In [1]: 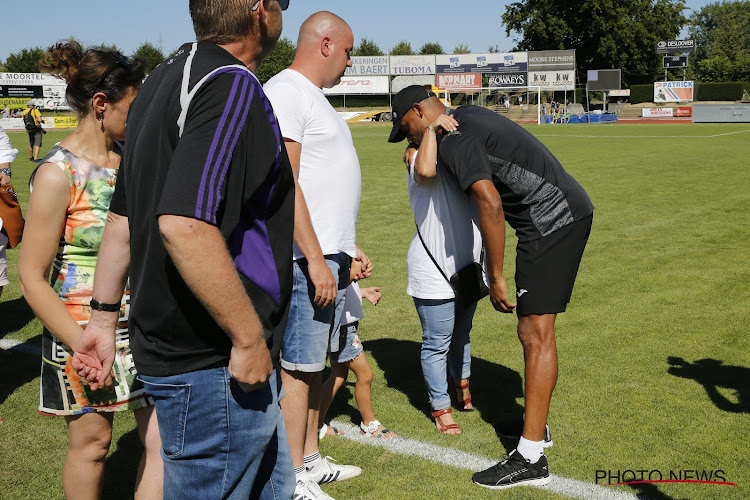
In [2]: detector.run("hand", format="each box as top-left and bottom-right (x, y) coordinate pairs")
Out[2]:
(229, 340), (273, 393)
(354, 245), (373, 280)
(349, 258), (362, 284)
(71, 323), (116, 390)
(361, 286), (381, 306)
(489, 276), (516, 313)
(429, 114), (459, 134)
(403, 145), (418, 167)
(0, 173), (10, 186)
(308, 257), (336, 308)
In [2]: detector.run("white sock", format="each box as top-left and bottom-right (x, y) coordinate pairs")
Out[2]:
(517, 436), (545, 464)
(294, 465), (306, 482)
(303, 451), (322, 473)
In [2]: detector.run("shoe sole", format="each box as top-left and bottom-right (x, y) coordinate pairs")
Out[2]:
(473, 475), (552, 489)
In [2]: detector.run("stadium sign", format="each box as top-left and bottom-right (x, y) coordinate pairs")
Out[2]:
(487, 72), (526, 88)
(344, 56), (389, 76)
(0, 72), (64, 86)
(642, 108), (674, 117)
(655, 39), (696, 54)
(654, 81), (694, 102)
(389, 55), (436, 75)
(0, 85), (44, 98)
(436, 73), (481, 90)
(323, 76), (389, 95)
(436, 52), (527, 74)
(527, 50), (576, 71)
(528, 70), (575, 91)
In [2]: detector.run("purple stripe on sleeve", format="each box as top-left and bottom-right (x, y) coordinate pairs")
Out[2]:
(195, 73), (243, 220)
(206, 75), (252, 222)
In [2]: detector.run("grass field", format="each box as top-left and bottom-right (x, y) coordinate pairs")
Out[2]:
(1, 123), (748, 499)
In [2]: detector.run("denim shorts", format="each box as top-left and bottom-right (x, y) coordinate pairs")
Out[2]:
(330, 321), (363, 364)
(139, 367), (294, 500)
(280, 252), (349, 373)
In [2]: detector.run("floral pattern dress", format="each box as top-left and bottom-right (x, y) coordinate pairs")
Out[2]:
(38, 145), (151, 415)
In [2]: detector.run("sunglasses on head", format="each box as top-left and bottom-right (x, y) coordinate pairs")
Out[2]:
(251, 0), (289, 11)
(92, 52), (132, 97)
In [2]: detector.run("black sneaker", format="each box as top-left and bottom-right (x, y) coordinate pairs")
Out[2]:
(472, 450), (551, 489)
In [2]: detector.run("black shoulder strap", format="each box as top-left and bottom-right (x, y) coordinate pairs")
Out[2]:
(415, 220), (452, 287)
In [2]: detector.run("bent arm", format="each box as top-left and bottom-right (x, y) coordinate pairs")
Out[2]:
(18, 163), (83, 348)
(285, 138), (336, 308)
(158, 215), (266, 350)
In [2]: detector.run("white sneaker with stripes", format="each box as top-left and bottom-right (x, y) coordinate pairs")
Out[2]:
(307, 455), (362, 484)
(293, 478), (334, 500)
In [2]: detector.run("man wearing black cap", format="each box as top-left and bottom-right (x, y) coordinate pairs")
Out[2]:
(388, 85), (593, 489)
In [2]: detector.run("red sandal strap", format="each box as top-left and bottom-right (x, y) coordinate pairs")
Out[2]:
(431, 408), (452, 418)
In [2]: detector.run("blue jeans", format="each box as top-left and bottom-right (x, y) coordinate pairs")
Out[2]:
(413, 298), (477, 411)
(139, 367), (293, 500)
(281, 252), (350, 372)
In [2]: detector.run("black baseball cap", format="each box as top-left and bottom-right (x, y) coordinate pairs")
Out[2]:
(388, 85), (436, 143)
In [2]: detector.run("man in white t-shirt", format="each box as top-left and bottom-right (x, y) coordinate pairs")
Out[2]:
(264, 11), (368, 500)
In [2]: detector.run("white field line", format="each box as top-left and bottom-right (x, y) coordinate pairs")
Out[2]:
(534, 129), (750, 139)
(0, 338), (40, 355)
(329, 421), (642, 500)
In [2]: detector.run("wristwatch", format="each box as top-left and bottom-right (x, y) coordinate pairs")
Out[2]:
(89, 298), (121, 312)
(0, 167), (11, 176)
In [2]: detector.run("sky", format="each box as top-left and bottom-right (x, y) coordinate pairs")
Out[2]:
(0, 0), (714, 64)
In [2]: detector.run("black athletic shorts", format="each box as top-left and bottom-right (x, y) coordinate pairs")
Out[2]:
(514, 214), (592, 316)
(28, 130), (42, 147)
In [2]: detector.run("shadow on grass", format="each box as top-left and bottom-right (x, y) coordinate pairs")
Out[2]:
(667, 356), (748, 413)
(0, 296), (36, 338)
(0, 333), (42, 405)
(627, 482), (681, 500)
(103, 428), (142, 499)
(364, 338), (524, 447)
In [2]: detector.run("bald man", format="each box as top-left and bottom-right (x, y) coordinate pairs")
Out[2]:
(264, 11), (366, 500)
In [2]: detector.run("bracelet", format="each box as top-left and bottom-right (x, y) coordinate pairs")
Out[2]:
(90, 298), (121, 312)
(0, 167), (11, 176)
(427, 125), (436, 133)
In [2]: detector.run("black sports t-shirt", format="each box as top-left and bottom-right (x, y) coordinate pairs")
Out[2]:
(438, 105), (594, 242)
(110, 42), (294, 377)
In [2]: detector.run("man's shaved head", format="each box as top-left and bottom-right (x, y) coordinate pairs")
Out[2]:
(297, 11), (350, 48)
(290, 11), (354, 89)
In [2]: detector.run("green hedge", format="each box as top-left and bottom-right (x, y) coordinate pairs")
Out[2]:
(628, 82), (750, 103)
(695, 82), (750, 101)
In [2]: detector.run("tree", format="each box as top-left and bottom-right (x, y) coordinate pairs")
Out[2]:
(419, 42), (445, 55)
(453, 43), (471, 54)
(5, 47), (45, 73)
(390, 40), (414, 55)
(501, 0), (687, 85)
(488, 44), (502, 53)
(255, 37), (296, 84)
(689, 1), (750, 81)
(133, 42), (165, 73)
(352, 38), (384, 56)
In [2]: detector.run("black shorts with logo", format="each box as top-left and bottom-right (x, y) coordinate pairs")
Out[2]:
(514, 214), (592, 316)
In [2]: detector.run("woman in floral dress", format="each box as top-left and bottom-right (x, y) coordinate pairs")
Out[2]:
(18, 41), (162, 499)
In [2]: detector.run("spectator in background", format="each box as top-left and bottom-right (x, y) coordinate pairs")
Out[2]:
(2, 105), (10, 119)
(71, 0), (296, 498)
(22, 102), (44, 161)
(265, 11), (367, 500)
(18, 41), (162, 499)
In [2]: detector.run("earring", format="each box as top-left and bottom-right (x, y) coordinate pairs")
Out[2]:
(99, 112), (104, 123)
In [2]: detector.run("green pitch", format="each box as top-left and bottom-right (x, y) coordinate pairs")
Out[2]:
(1, 123), (748, 499)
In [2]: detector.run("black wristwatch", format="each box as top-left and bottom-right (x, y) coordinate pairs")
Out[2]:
(90, 298), (121, 312)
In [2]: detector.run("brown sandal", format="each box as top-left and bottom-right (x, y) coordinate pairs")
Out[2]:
(454, 379), (474, 411)
(432, 408), (461, 435)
